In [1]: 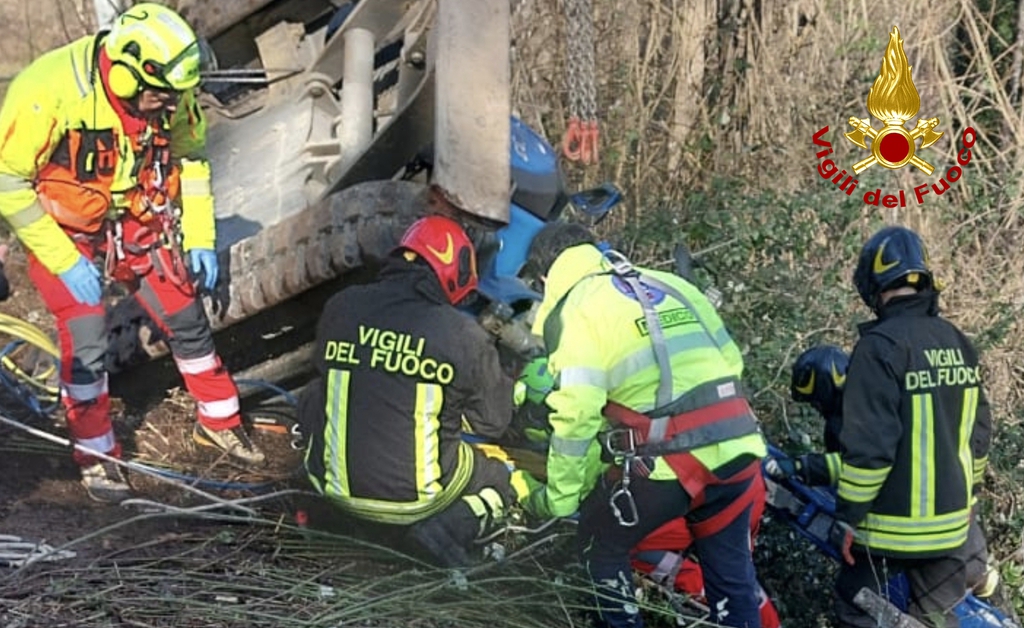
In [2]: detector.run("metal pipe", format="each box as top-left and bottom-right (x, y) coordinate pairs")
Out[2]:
(337, 28), (376, 169)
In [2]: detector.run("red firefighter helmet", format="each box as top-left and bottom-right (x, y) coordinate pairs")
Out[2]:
(397, 215), (478, 305)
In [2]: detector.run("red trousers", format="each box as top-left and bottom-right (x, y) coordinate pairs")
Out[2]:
(28, 214), (241, 466)
(630, 475), (781, 628)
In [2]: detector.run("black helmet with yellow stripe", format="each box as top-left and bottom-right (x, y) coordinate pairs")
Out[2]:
(791, 344), (849, 410)
(853, 225), (933, 309)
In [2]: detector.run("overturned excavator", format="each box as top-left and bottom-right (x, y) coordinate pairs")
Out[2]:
(107, 0), (550, 395)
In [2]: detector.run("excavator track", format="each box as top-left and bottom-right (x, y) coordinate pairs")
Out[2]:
(107, 180), (429, 387)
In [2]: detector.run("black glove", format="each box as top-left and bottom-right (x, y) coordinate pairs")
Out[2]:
(828, 520), (856, 566)
(407, 500), (481, 568)
(509, 401), (553, 447)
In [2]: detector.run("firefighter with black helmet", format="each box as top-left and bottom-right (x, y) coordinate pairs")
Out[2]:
(778, 343), (1007, 618)
(830, 225), (992, 628)
(765, 345), (850, 486)
(298, 214), (529, 567)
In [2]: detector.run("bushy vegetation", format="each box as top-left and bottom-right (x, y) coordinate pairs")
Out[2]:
(512, 0), (1024, 622)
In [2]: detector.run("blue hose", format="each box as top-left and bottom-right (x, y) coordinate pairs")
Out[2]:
(133, 462), (280, 493)
(235, 378), (299, 407)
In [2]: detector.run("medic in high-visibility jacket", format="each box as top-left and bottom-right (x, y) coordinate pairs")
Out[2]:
(0, 3), (264, 502)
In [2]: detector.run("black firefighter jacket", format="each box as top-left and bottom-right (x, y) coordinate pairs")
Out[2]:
(835, 290), (992, 558)
(299, 258), (513, 524)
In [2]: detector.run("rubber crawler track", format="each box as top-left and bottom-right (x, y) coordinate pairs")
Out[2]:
(105, 180), (430, 372)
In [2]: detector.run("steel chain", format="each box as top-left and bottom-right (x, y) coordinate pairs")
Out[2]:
(562, 0), (583, 119)
(561, 0), (599, 164)
(578, 0), (597, 123)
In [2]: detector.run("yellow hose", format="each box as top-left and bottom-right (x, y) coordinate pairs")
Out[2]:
(0, 312), (60, 398)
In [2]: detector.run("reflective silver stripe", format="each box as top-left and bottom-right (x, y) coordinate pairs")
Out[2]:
(559, 366), (607, 389)
(417, 383), (442, 499)
(175, 353), (219, 375)
(0, 173), (32, 193)
(607, 331), (722, 395)
(550, 434), (593, 457)
(180, 178), (212, 197)
(912, 393), (933, 518)
(77, 430), (116, 454)
(325, 369), (350, 497)
(61, 375), (108, 401)
(650, 551), (683, 583)
(198, 397), (240, 419)
(4, 199), (47, 229)
(859, 527), (968, 551)
(826, 453), (841, 484)
(837, 482), (878, 503)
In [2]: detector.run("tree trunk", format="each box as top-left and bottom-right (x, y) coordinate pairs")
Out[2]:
(668, 0), (713, 172)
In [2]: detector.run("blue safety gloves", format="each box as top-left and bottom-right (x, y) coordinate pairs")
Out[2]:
(189, 248), (219, 291)
(58, 255), (102, 306)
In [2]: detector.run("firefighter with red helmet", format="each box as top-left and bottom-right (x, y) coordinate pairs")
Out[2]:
(0, 3), (264, 502)
(298, 214), (530, 567)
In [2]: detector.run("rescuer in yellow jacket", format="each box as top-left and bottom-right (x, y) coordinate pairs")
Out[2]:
(830, 226), (992, 628)
(0, 3), (264, 503)
(520, 222), (767, 628)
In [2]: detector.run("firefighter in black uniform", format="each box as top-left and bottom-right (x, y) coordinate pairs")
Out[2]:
(773, 345), (1007, 616)
(298, 215), (527, 568)
(829, 225), (992, 628)
(765, 345), (850, 487)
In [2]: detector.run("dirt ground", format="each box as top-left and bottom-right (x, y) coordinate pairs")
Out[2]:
(0, 244), (312, 559)
(0, 247), (589, 628)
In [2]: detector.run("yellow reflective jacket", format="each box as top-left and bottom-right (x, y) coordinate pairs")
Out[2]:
(524, 245), (766, 518)
(0, 35), (215, 275)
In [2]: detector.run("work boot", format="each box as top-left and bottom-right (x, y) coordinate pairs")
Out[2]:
(408, 500), (481, 568)
(193, 422), (266, 466)
(80, 461), (132, 503)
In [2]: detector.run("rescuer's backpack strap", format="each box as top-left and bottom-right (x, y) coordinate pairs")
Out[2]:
(600, 249), (733, 444)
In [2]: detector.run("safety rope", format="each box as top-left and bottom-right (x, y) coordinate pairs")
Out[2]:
(0, 412), (260, 516)
(0, 312), (60, 415)
(561, 0), (599, 165)
(0, 308), (313, 527)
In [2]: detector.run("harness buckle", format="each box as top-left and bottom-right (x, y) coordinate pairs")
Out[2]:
(601, 249), (637, 277)
(599, 427), (637, 459)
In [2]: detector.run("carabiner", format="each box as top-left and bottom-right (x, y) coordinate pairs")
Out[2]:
(609, 483), (639, 527)
(599, 427), (636, 459)
(290, 423), (307, 450)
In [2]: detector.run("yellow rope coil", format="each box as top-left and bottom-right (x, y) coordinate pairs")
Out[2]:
(0, 312), (60, 398)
